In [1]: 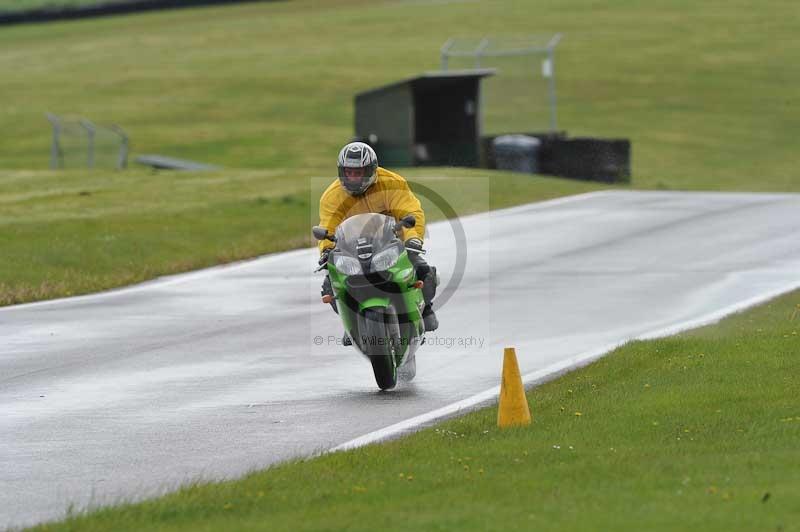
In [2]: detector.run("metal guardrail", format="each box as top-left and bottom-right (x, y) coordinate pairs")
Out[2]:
(46, 113), (129, 170)
(440, 34), (563, 132)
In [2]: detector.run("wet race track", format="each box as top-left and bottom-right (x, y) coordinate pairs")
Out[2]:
(2, 190), (800, 528)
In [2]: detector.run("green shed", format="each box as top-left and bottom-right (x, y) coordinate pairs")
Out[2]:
(354, 69), (495, 168)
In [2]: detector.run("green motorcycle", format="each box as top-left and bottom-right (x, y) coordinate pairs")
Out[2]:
(313, 213), (426, 390)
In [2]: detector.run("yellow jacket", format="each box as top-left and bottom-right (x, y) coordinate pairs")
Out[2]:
(318, 167), (425, 253)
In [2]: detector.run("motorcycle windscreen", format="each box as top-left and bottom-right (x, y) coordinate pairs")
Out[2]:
(334, 213), (398, 255)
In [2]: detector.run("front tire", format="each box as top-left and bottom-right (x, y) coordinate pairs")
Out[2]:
(362, 308), (400, 390)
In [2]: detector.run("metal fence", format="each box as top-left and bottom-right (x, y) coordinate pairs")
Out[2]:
(46, 113), (129, 170)
(440, 34), (562, 135)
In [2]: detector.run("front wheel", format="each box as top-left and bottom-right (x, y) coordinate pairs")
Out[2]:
(362, 307), (401, 390)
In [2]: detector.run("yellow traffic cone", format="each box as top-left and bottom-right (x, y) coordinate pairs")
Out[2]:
(497, 347), (532, 428)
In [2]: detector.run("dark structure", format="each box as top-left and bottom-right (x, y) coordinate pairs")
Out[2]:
(482, 133), (631, 183)
(0, 0), (279, 26)
(541, 137), (631, 183)
(354, 70), (494, 168)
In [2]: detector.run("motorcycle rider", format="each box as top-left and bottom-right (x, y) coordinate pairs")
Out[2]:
(318, 141), (439, 332)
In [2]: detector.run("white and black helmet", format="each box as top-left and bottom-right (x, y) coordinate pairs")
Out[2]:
(337, 142), (378, 195)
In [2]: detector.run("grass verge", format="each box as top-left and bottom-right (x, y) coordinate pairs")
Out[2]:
(28, 290), (800, 531)
(0, 168), (603, 306)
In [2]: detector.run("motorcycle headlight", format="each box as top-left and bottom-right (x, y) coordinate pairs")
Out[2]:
(370, 246), (400, 272)
(332, 254), (362, 275)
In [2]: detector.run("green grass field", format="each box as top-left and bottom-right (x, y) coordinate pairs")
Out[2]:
(0, 0), (797, 190)
(28, 290), (800, 531)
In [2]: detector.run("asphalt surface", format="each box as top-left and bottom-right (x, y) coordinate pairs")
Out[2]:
(2, 190), (800, 528)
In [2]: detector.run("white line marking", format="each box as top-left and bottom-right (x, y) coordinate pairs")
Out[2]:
(330, 279), (800, 452)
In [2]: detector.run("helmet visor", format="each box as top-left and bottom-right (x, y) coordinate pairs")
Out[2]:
(342, 166), (367, 185)
(338, 163), (376, 194)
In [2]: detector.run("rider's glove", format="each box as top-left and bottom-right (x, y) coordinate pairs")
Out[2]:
(405, 238), (424, 255)
(319, 248), (331, 266)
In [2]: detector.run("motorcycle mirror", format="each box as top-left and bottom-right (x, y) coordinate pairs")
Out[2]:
(400, 215), (416, 228)
(312, 226), (335, 242)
